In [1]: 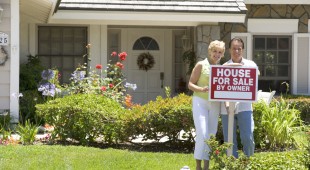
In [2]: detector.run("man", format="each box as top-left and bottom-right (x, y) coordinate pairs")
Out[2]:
(221, 37), (258, 157)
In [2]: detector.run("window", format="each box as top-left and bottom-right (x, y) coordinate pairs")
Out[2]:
(107, 29), (121, 64)
(173, 31), (187, 94)
(253, 36), (291, 93)
(133, 36), (159, 50)
(38, 26), (87, 83)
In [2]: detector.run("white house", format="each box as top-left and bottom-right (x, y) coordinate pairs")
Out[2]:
(0, 0), (310, 122)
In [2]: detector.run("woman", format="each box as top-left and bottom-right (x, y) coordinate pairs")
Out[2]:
(188, 40), (226, 170)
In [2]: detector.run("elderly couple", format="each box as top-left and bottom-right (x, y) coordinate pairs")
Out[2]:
(188, 38), (258, 170)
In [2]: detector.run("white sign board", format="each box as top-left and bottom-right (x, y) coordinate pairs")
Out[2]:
(0, 32), (9, 46)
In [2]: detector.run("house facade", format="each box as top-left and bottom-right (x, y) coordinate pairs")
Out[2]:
(1, 0), (310, 122)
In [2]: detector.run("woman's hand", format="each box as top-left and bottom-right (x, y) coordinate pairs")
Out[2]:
(200, 86), (209, 92)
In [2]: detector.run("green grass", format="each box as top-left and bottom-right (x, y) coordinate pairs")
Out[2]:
(0, 145), (308, 170)
(0, 145), (195, 170)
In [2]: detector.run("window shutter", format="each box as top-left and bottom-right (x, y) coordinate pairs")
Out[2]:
(231, 33), (252, 60)
(292, 33), (310, 95)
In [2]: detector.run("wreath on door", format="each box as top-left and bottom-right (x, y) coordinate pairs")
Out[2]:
(137, 52), (155, 71)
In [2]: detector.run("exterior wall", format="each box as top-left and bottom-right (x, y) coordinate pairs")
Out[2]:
(0, 0), (20, 122)
(196, 25), (221, 61)
(0, 1), (11, 112)
(221, 4), (310, 46)
(221, 4), (310, 95)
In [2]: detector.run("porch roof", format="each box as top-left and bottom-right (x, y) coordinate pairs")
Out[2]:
(55, 0), (247, 14)
(49, 0), (247, 26)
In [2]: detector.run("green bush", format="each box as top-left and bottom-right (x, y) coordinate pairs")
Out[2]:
(248, 150), (309, 170)
(35, 94), (125, 145)
(253, 101), (266, 149)
(19, 90), (45, 124)
(20, 55), (44, 91)
(122, 93), (193, 143)
(253, 98), (303, 150)
(288, 98), (310, 125)
(19, 55), (45, 124)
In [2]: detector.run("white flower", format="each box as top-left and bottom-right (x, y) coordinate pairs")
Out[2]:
(125, 82), (137, 91)
(11, 93), (23, 98)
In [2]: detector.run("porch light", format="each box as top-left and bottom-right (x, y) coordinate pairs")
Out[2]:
(0, 6), (3, 23)
(182, 31), (192, 51)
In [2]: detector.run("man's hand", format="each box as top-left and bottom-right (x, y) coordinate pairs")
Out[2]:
(223, 63), (243, 66)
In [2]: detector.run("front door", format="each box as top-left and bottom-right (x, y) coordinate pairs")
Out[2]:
(126, 29), (165, 105)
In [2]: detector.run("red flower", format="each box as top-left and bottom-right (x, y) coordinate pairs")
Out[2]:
(101, 86), (107, 91)
(109, 84), (114, 88)
(116, 62), (124, 69)
(111, 51), (117, 57)
(214, 150), (220, 155)
(96, 64), (102, 69)
(118, 52), (127, 61)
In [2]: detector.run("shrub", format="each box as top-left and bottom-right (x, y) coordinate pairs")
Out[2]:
(20, 55), (44, 91)
(121, 93), (193, 143)
(253, 101), (267, 149)
(258, 98), (303, 149)
(248, 150), (309, 169)
(19, 55), (45, 124)
(288, 98), (310, 125)
(19, 90), (45, 124)
(35, 94), (125, 145)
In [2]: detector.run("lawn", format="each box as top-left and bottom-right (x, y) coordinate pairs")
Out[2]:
(0, 145), (195, 170)
(0, 144), (308, 170)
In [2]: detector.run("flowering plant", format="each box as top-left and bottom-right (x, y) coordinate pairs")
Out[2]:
(66, 44), (136, 107)
(206, 135), (250, 169)
(37, 44), (136, 108)
(38, 69), (61, 98)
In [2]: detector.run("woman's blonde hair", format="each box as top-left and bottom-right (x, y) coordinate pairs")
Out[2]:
(208, 40), (225, 58)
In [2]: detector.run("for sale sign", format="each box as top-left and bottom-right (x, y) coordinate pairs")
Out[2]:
(209, 65), (258, 102)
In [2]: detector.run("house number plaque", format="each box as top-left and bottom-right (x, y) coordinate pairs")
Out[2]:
(0, 32), (9, 46)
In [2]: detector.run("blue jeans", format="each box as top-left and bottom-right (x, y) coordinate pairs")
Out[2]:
(221, 111), (255, 157)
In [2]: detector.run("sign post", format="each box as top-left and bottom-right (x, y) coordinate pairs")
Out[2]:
(209, 65), (258, 156)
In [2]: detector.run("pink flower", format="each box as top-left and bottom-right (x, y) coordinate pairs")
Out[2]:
(96, 64), (102, 69)
(116, 62), (124, 69)
(214, 150), (220, 155)
(118, 52), (127, 61)
(101, 86), (107, 91)
(109, 84), (114, 88)
(111, 51), (117, 57)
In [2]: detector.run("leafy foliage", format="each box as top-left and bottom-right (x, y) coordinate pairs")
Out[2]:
(35, 94), (125, 145)
(19, 55), (45, 91)
(19, 55), (45, 124)
(253, 98), (303, 150)
(122, 93), (193, 143)
(182, 49), (196, 75)
(248, 150), (309, 170)
(19, 90), (45, 124)
(16, 120), (38, 145)
(63, 49), (131, 105)
(206, 135), (250, 170)
(288, 97), (310, 125)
